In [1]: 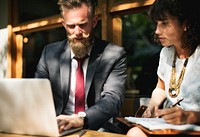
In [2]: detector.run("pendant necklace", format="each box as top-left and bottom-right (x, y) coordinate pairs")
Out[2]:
(168, 52), (188, 98)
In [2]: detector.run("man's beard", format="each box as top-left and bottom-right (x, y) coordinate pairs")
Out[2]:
(68, 34), (93, 59)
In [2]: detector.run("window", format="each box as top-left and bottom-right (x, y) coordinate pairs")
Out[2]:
(22, 27), (66, 78)
(18, 0), (59, 24)
(122, 12), (162, 96)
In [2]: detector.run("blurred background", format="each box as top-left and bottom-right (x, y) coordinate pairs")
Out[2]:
(0, 0), (160, 116)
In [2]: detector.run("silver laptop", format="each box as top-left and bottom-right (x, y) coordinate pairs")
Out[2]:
(0, 78), (82, 136)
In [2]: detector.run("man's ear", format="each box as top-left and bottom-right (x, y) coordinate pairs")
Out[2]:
(92, 15), (99, 28)
(61, 18), (66, 29)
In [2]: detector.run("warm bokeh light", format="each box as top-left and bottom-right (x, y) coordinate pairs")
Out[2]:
(23, 37), (28, 43)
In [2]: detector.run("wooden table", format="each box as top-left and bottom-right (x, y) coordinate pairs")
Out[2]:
(116, 117), (200, 137)
(0, 130), (128, 137)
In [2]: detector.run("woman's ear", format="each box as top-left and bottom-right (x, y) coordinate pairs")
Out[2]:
(183, 21), (188, 31)
(92, 15), (99, 28)
(184, 27), (187, 31)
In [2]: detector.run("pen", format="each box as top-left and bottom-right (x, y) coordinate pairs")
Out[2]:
(170, 98), (184, 108)
(77, 130), (86, 137)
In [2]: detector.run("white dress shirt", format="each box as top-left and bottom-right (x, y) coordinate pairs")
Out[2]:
(66, 50), (90, 114)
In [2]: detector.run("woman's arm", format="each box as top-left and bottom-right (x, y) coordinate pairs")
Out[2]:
(143, 77), (166, 117)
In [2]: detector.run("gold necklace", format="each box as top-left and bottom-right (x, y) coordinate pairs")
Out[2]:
(168, 52), (188, 98)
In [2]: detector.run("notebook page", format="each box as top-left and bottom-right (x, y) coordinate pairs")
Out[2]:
(125, 117), (200, 131)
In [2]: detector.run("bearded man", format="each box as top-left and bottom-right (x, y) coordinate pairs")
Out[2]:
(35, 0), (127, 132)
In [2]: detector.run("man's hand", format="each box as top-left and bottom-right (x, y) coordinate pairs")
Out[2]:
(56, 114), (84, 132)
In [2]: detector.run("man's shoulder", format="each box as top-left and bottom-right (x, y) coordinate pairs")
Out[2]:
(42, 39), (68, 56)
(94, 37), (125, 52)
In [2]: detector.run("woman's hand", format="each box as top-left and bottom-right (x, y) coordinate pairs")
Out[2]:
(156, 107), (186, 124)
(155, 107), (199, 125)
(142, 101), (159, 118)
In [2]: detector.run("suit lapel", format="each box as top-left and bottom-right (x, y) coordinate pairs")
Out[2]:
(60, 42), (71, 110)
(85, 37), (108, 97)
(85, 47), (100, 97)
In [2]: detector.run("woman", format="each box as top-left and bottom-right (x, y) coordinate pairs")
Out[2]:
(127, 0), (200, 136)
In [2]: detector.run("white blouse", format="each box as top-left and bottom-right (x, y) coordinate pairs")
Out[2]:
(157, 46), (200, 111)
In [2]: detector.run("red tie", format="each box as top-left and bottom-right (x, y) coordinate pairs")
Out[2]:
(75, 58), (85, 114)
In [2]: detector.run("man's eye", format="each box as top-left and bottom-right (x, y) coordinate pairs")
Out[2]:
(79, 23), (87, 28)
(67, 25), (75, 29)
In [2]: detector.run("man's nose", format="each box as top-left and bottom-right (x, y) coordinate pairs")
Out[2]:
(74, 26), (82, 35)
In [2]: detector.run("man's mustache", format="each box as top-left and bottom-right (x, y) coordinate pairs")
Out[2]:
(68, 33), (90, 39)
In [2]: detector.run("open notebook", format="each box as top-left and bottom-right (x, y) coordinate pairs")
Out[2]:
(125, 116), (200, 131)
(0, 78), (82, 136)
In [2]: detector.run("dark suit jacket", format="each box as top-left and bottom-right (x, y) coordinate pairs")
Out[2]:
(35, 37), (127, 130)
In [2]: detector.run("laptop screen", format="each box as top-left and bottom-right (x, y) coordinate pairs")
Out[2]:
(0, 78), (60, 136)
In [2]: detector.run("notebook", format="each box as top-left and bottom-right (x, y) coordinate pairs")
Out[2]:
(0, 78), (82, 136)
(125, 117), (200, 131)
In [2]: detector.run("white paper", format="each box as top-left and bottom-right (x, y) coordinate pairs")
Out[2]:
(125, 117), (200, 131)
